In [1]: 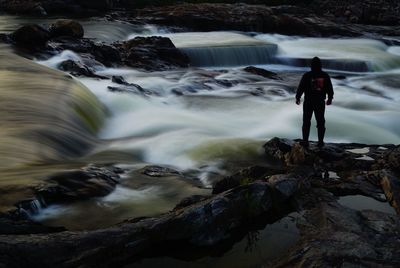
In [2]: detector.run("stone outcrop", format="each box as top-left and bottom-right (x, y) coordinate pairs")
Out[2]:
(49, 19), (84, 38)
(10, 24), (50, 49)
(117, 36), (190, 71)
(1, 138), (399, 267)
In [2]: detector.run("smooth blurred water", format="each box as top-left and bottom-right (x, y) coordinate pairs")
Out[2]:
(1, 15), (400, 235)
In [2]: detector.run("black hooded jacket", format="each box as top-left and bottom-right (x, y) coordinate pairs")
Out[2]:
(296, 59), (334, 103)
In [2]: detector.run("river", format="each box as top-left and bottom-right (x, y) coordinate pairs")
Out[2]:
(0, 15), (399, 267)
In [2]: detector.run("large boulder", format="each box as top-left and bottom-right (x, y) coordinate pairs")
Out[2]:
(30, 165), (122, 207)
(49, 19), (84, 38)
(118, 36), (190, 71)
(11, 24), (50, 49)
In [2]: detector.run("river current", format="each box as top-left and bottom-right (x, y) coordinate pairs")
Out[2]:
(0, 16), (399, 267)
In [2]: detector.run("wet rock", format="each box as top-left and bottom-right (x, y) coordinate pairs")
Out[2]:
(243, 66), (280, 80)
(263, 137), (384, 170)
(49, 19), (84, 39)
(0, 213), (65, 235)
(0, 182), (275, 267)
(134, 3), (358, 37)
(11, 24), (50, 49)
(111, 75), (128, 85)
(385, 145), (400, 171)
(263, 137), (295, 162)
(34, 165), (121, 206)
(378, 170), (400, 214)
(173, 195), (210, 210)
(140, 165), (181, 177)
(267, 174), (300, 201)
(118, 36), (190, 71)
(109, 75), (150, 95)
(59, 59), (96, 78)
(268, 201), (400, 267)
(212, 165), (284, 194)
(55, 38), (121, 67)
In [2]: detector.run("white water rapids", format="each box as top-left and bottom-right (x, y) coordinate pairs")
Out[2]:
(31, 27), (400, 229)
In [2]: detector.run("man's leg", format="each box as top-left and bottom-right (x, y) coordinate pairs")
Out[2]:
(315, 102), (326, 147)
(302, 102), (313, 146)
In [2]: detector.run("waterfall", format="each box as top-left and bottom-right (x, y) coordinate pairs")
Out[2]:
(276, 57), (370, 72)
(181, 45), (277, 67)
(152, 31), (279, 67)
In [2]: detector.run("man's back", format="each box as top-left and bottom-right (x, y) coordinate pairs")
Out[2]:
(296, 70), (333, 103)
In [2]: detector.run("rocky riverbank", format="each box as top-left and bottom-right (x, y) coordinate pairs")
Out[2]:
(1, 138), (399, 267)
(1, 2), (400, 267)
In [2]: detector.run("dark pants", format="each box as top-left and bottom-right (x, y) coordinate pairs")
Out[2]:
(302, 100), (325, 142)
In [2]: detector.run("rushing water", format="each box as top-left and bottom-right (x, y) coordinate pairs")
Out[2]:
(29, 29), (400, 230)
(1, 15), (400, 266)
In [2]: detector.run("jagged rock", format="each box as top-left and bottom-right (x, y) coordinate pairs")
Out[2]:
(212, 165), (285, 194)
(243, 66), (280, 79)
(118, 36), (190, 71)
(267, 174), (300, 201)
(263, 137), (386, 170)
(0, 182), (275, 267)
(385, 145), (400, 171)
(53, 37), (122, 67)
(11, 24), (50, 49)
(111, 75), (128, 85)
(33, 165), (121, 206)
(139, 165), (180, 177)
(173, 195), (210, 210)
(108, 75), (150, 95)
(268, 200), (400, 267)
(263, 137), (295, 162)
(0, 213), (65, 235)
(49, 19), (84, 38)
(378, 170), (400, 214)
(58, 60), (95, 77)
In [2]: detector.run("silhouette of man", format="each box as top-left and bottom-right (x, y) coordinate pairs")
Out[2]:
(296, 57), (334, 147)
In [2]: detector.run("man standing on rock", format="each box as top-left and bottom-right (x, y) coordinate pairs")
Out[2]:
(296, 57), (334, 147)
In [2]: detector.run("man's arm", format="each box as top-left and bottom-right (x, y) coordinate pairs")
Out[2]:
(296, 74), (307, 104)
(326, 74), (334, 105)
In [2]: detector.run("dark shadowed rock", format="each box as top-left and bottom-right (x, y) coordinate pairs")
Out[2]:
(378, 170), (400, 214)
(173, 195), (210, 210)
(0, 213), (65, 235)
(112, 75), (128, 85)
(11, 24), (50, 49)
(140, 165), (180, 177)
(0, 182), (275, 267)
(385, 145), (400, 171)
(267, 174), (300, 201)
(49, 19), (84, 38)
(34, 165), (121, 206)
(243, 66), (280, 80)
(268, 200), (400, 267)
(59, 60), (95, 77)
(212, 165), (285, 194)
(118, 36), (190, 71)
(50, 37), (122, 67)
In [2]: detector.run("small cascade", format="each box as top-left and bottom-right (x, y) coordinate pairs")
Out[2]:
(277, 57), (370, 72)
(181, 45), (277, 67)
(17, 198), (46, 218)
(162, 31), (278, 67)
(256, 34), (400, 72)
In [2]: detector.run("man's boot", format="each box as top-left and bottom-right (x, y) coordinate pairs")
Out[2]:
(301, 126), (310, 147)
(318, 127), (326, 147)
